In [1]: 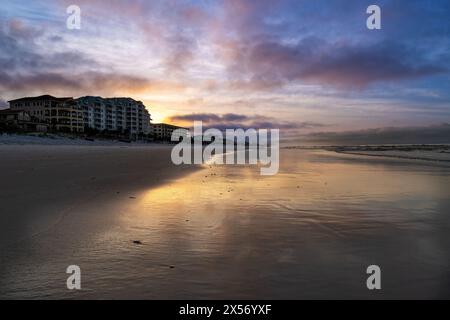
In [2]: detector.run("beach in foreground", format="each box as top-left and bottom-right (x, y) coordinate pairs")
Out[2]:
(0, 145), (449, 299)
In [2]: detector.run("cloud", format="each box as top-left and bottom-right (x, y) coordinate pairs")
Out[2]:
(0, 72), (186, 98)
(3, 1), (449, 95)
(0, 98), (8, 109)
(59, 0), (206, 74)
(169, 113), (248, 123)
(302, 123), (450, 145)
(0, 18), (186, 98)
(8, 18), (44, 40)
(163, 34), (197, 73)
(225, 38), (447, 89)
(1, 0), (449, 131)
(168, 113), (325, 131)
(67, 0), (446, 89)
(0, 19), (95, 72)
(211, 0), (450, 90)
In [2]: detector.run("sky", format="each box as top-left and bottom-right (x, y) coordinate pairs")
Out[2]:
(0, 0), (449, 141)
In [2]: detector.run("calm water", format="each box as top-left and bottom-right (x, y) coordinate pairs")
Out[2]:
(1, 149), (450, 299)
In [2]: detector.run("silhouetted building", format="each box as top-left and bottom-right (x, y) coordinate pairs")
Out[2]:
(76, 96), (151, 137)
(8, 95), (152, 137)
(151, 123), (188, 141)
(8, 95), (83, 133)
(0, 109), (48, 132)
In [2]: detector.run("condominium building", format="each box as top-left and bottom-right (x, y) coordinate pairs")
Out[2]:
(0, 109), (48, 132)
(9, 95), (84, 133)
(76, 96), (151, 137)
(8, 95), (152, 136)
(151, 123), (189, 141)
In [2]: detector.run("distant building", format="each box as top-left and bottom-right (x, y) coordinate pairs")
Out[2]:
(76, 96), (151, 137)
(8, 95), (84, 133)
(151, 123), (189, 141)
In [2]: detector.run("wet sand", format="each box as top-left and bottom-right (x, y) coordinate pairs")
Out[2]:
(0, 145), (196, 243)
(1, 147), (450, 299)
(0, 145), (198, 299)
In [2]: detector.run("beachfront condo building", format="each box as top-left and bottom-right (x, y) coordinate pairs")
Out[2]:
(0, 109), (49, 132)
(8, 95), (152, 137)
(9, 95), (84, 133)
(75, 96), (151, 137)
(151, 123), (189, 141)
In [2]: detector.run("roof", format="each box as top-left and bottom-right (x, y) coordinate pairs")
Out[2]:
(152, 123), (189, 130)
(8, 95), (73, 103)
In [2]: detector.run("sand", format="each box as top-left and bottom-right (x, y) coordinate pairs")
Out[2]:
(1, 146), (450, 299)
(0, 145), (198, 248)
(0, 133), (154, 146)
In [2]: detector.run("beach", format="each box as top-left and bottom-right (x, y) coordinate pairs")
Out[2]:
(0, 144), (197, 298)
(0, 145), (450, 299)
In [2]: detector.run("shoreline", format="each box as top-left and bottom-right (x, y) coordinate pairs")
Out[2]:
(283, 144), (450, 163)
(0, 133), (169, 147)
(334, 150), (450, 163)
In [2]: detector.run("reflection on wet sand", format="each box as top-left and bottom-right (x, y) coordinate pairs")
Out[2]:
(1, 149), (449, 299)
(115, 150), (450, 299)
